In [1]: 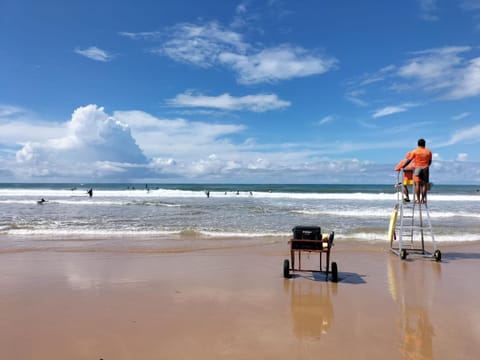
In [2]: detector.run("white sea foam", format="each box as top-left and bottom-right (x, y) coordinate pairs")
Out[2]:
(293, 208), (480, 219)
(1, 188), (479, 202)
(338, 232), (480, 243)
(4, 228), (478, 243)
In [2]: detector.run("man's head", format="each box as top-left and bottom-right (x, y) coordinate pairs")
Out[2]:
(418, 138), (426, 147)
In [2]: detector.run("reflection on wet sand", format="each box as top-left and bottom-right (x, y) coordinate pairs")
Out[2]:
(284, 277), (337, 340)
(387, 256), (442, 360)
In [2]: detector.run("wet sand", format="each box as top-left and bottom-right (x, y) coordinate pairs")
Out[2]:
(0, 239), (479, 359)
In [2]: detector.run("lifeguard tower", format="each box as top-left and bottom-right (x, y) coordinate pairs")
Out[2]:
(388, 170), (441, 261)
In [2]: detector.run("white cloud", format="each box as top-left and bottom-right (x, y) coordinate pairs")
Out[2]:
(417, 0), (439, 21)
(452, 112), (470, 120)
(155, 22), (247, 67)
(317, 115), (334, 125)
(372, 103), (418, 118)
(167, 92), (290, 112)
(353, 46), (480, 102)
(128, 21), (336, 83)
(459, 0), (480, 11)
(457, 153), (469, 161)
(443, 124), (480, 145)
(0, 105), (25, 117)
(74, 46), (114, 62)
(398, 47), (469, 84)
(0, 121), (65, 147)
(113, 110), (245, 158)
(345, 67), (396, 107)
(231, 1), (251, 28)
(345, 90), (368, 107)
(118, 31), (161, 40)
(14, 105), (147, 179)
(2, 105), (480, 183)
(0, 106), (65, 146)
(396, 46), (480, 99)
(445, 57), (480, 99)
(459, 1), (480, 29)
(219, 45), (337, 84)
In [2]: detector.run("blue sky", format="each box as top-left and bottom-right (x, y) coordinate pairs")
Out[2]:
(1, 0), (480, 184)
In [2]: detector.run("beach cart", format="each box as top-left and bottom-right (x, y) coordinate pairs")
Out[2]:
(283, 225), (338, 282)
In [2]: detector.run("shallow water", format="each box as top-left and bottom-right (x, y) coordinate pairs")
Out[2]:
(0, 183), (479, 250)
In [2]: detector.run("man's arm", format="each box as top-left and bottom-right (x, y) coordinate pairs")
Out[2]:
(402, 158), (412, 168)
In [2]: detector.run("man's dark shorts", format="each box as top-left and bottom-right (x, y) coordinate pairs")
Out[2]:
(414, 167), (429, 183)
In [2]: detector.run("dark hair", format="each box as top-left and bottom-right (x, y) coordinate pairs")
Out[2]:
(418, 138), (426, 147)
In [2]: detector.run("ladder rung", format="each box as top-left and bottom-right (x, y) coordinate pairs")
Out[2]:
(400, 226), (429, 230)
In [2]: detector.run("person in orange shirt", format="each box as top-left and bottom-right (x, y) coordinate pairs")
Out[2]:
(403, 139), (432, 204)
(394, 153), (414, 202)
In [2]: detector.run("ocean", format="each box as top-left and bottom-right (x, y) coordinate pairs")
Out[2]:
(1, 183), (479, 252)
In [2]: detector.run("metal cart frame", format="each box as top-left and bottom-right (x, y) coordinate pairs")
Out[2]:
(283, 226), (338, 282)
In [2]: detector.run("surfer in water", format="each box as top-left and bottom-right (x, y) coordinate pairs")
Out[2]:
(87, 188), (93, 197)
(37, 198), (47, 204)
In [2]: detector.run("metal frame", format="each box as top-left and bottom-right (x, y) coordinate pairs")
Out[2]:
(284, 227), (337, 281)
(390, 170), (441, 261)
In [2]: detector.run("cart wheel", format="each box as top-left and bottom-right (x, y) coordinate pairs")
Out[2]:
(434, 250), (442, 262)
(283, 259), (290, 278)
(400, 249), (407, 260)
(331, 262), (338, 283)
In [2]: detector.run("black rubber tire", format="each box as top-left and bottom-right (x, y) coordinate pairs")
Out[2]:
(434, 250), (442, 262)
(283, 259), (290, 278)
(400, 249), (407, 260)
(331, 262), (338, 283)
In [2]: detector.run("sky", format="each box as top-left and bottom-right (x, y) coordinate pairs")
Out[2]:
(1, 0), (480, 184)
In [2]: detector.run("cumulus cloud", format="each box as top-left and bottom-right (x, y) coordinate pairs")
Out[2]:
(74, 46), (114, 62)
(126, 21), (336, 84)
(2, 105), (480, 183)
(14, 105), (148, 179)
(167, 92), (290, 112)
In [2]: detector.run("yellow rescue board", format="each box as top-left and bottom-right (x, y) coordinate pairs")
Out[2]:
(388, 204), (399, 246)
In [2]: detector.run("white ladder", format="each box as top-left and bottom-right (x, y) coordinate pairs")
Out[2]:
(393, 171), (441, 261)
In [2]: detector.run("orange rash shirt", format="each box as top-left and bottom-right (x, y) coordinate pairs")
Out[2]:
(407, 147), (432, 168)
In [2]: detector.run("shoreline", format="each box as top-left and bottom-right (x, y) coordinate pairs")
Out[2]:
(1, 233), (480, 254)
(1, 238), (479, 359)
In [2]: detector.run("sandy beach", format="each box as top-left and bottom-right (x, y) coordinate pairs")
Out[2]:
(0, 239), (479, 360)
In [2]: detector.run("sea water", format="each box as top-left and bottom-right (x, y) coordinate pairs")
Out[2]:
(0, 183), (479, 251)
